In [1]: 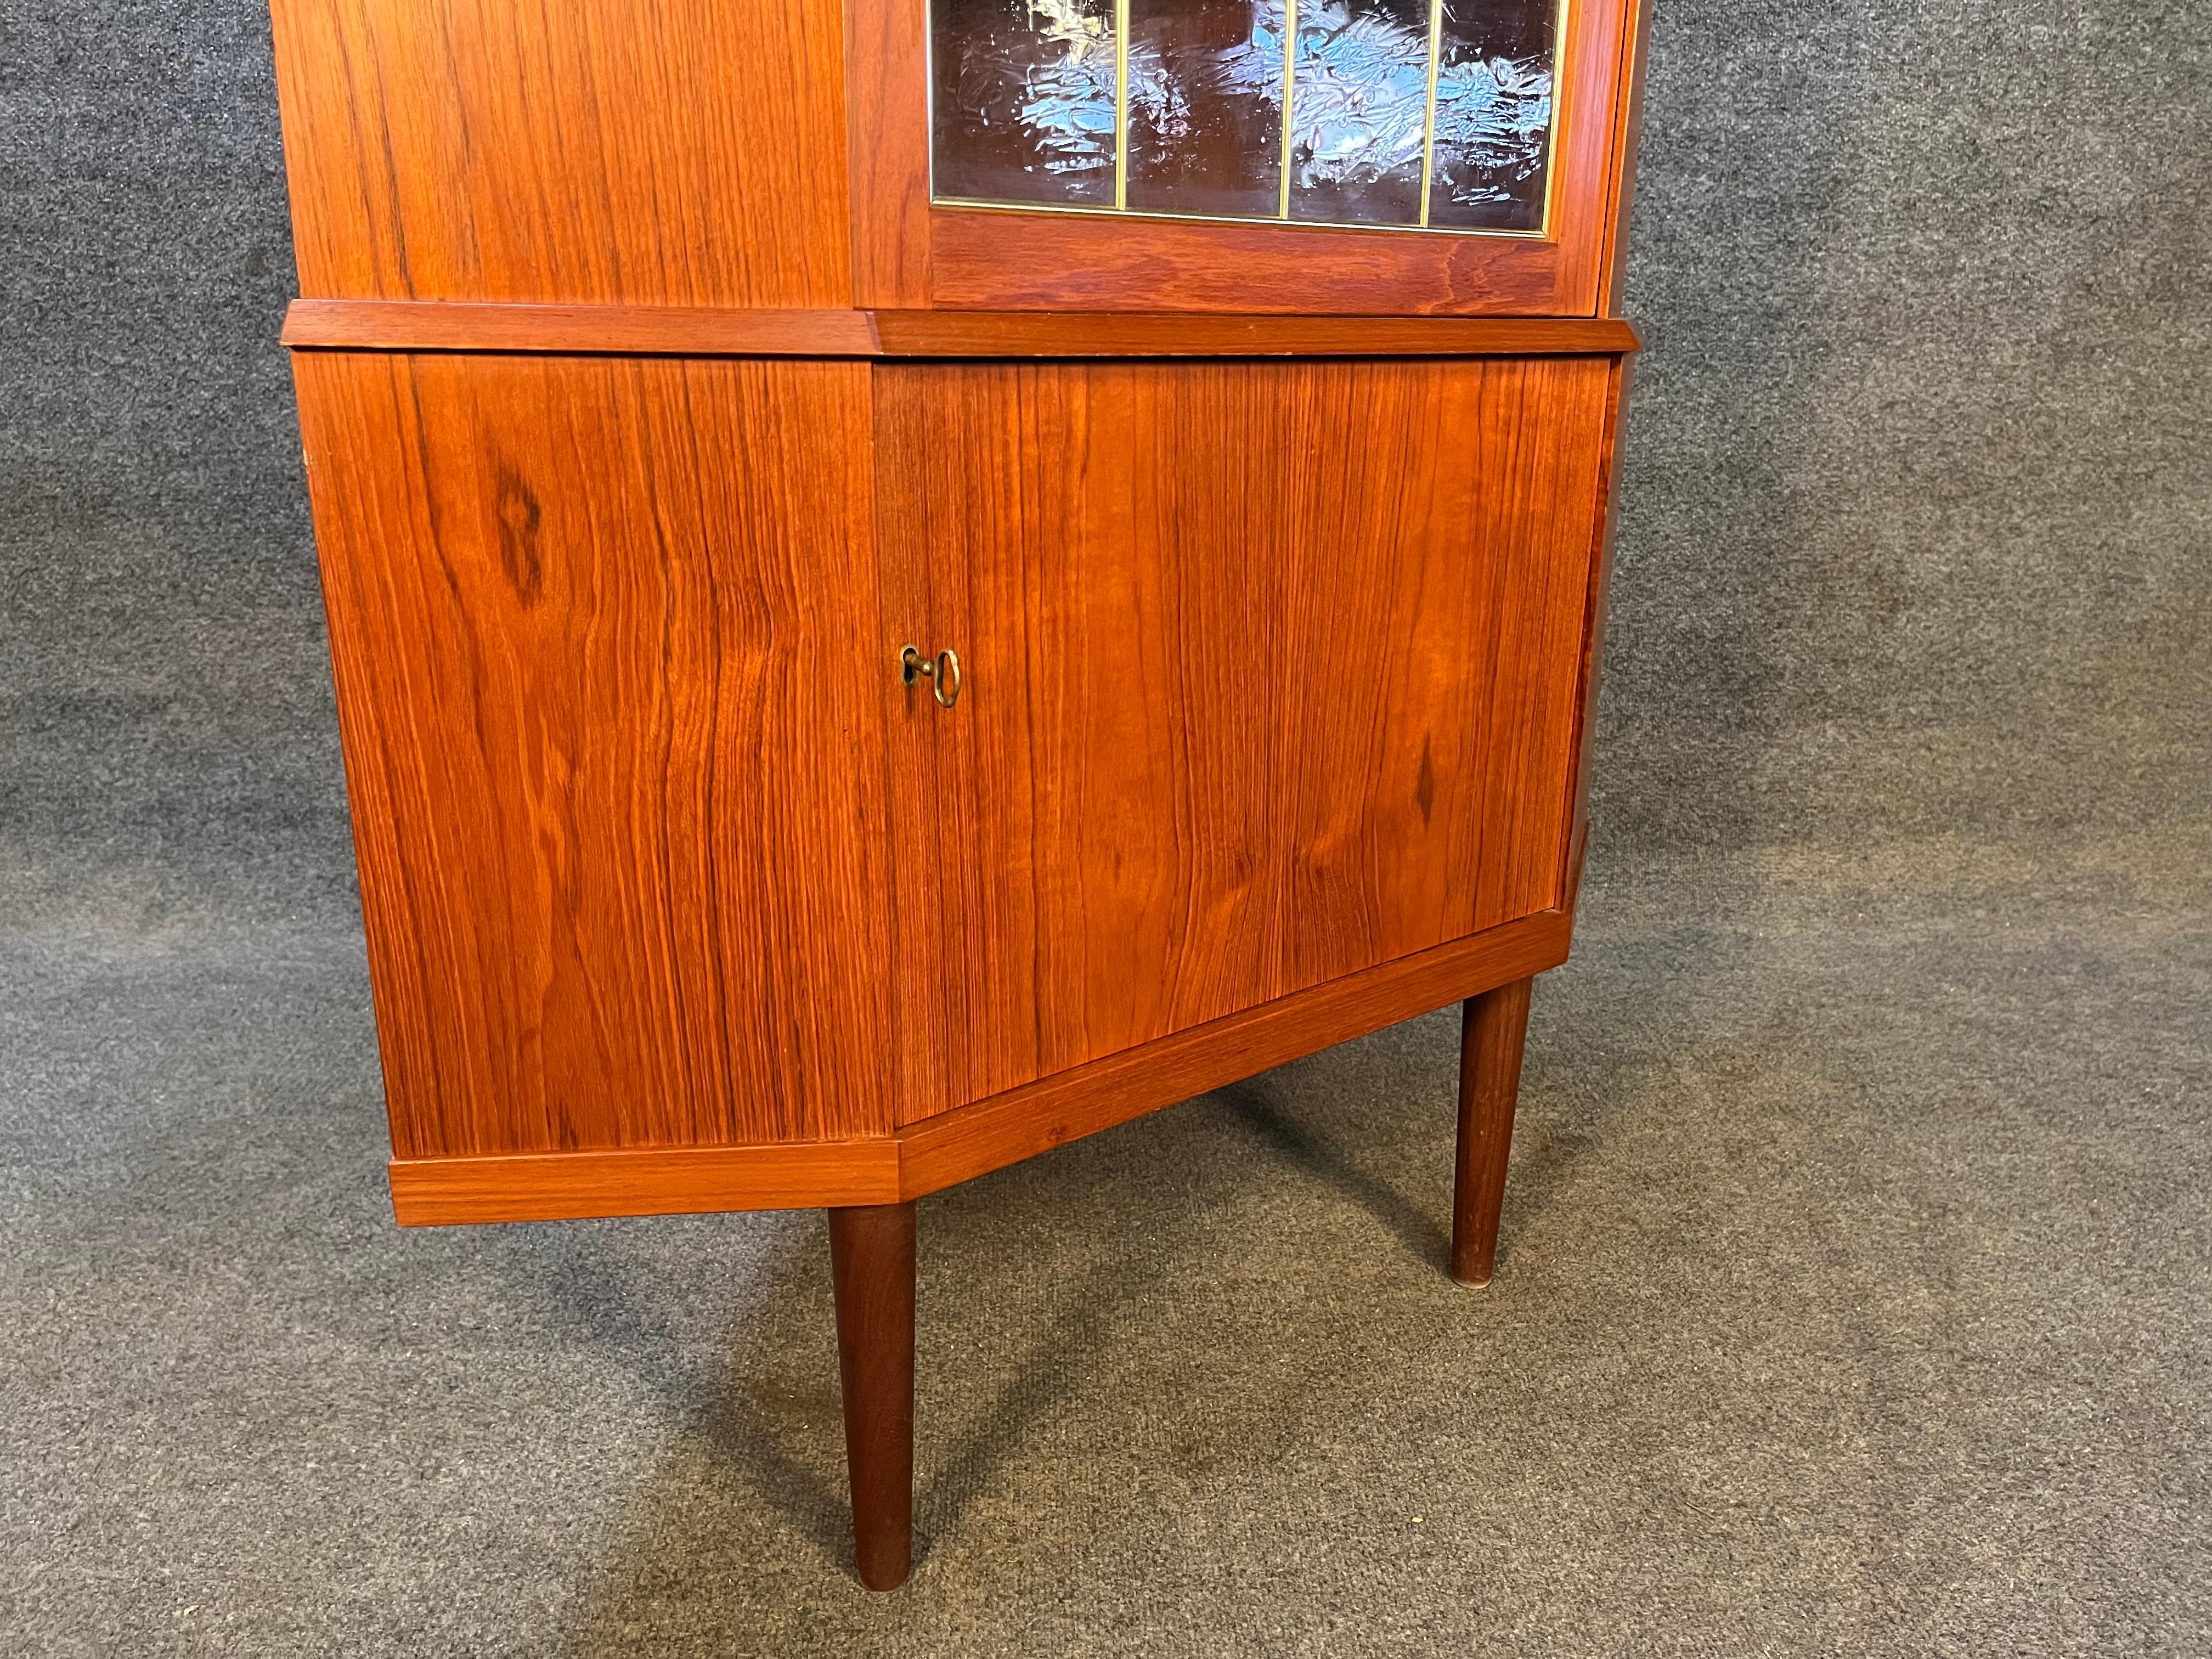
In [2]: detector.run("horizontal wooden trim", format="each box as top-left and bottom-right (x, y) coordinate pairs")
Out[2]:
(868, 312), (1640, 358)
(388, 1140), (903, 1226)
(895, 906), (1575, 1199)
(283, 300), (885, 357)
(284, 301), (1640, 360)
(387, 909), (1575, 1225)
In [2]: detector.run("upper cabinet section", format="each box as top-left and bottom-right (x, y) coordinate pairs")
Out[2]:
(270, 0), (1647, 317)
(929, 0), (1559, 235)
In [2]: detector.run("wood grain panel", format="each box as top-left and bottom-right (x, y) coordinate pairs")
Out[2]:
(924, 210), (1576, 318)
(281, 300), (1640, 360)
(269, 0), (851, 306)
(295, 352), (891, 1156)
(844, 0), (932, 308)
(876, 358), (1613, 1122)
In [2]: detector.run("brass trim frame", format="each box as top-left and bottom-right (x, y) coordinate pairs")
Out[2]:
(1114, 0), (1131, 211)
(1537, 0), (1574, 238)
(1278, 0), (1297, 220)
(930, 195), (1550, 240)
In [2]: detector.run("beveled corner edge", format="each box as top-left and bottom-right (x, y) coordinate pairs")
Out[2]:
(894, 906), (1575, 1199)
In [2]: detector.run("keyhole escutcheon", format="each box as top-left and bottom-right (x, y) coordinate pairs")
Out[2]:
(900, 644), (963, 708)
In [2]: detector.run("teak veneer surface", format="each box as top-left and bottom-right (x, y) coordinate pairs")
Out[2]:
(295, 352), (894, 1157)
(868, 313), (1638, 359)
(876, 358), (1611, 1120)
(279, 301), (1640, 360)
(284, 302), (884, 357)
(270, 0), (852, 306)
(295, 349), (1620, 1166)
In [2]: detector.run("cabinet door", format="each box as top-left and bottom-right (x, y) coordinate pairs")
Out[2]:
(876, 356), (1613, 1121)
(850, 0), (1643, 313)
(296, 353), (893, 1158)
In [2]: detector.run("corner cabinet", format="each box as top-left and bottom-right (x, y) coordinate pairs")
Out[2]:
(272, 0), (1652, 1590)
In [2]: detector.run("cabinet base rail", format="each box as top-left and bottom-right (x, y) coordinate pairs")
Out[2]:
(386, 907), (1572, 1226)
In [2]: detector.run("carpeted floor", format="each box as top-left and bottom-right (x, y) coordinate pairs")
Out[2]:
(6, 834), (2207, 1654)
(4, 0), (2209, 1653)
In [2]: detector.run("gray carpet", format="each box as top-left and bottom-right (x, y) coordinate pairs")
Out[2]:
(3, 1), (2209, 1654)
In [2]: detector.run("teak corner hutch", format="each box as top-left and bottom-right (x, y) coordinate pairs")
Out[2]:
(270, 0), (1652, 1590)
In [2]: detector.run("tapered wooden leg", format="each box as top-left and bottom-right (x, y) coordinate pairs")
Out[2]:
(828, 1201), (916, 1591)
(1452, 975), (1534, 1286)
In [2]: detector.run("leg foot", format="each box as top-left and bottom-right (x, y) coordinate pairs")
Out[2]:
(1452, 976), (1533, 1286)
(828, 1200), (916, 1590)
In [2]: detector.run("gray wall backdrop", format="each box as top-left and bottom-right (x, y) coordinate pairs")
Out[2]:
(4, 1), (2207, 1653)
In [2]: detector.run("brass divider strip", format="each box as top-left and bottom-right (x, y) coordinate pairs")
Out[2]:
(1419, 0), (1445, 227)
(1114, 0), (1131, 210)
(1278, 0), (1297, 219)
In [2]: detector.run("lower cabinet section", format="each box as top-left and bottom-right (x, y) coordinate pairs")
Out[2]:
(294, 348), (1618, 1171)
(876, 357), (1614, 1119)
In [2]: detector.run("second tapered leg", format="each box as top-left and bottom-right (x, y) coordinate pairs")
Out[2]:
(828, 1200), (916, 1591)
(1452, 975), (1534, 1286)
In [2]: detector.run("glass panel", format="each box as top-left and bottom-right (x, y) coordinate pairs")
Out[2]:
(1427, 0), (1555, 232)
(1286, 0), (1431, 226)
(1126, 0), (1288, 221)
(932, 0), (1120, 207)
(927, 0), (1561, 235)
